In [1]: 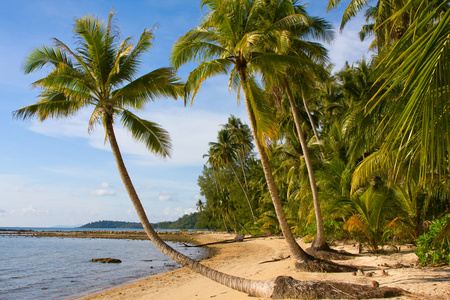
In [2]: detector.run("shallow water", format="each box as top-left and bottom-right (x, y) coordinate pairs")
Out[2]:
(0, 235), (207, 300)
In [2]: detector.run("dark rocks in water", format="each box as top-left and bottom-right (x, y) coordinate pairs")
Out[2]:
(90, 258), (122, 263)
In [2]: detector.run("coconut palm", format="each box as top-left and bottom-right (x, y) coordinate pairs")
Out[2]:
(368, 0), (450, 181)
(260, 3), (334, 251)
(171, 0), (320, 267)
(13, 10), (277, 298)
(207, 129), (257, 222)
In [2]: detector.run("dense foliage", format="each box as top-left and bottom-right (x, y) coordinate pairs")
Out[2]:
(416, 214), (450, 266)
(191, 0), (449, 253)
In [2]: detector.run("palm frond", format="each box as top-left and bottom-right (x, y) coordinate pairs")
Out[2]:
(23, 46), (72, 74)
(13, 91), (86, 121)
(120, 110), (172, 158)
(114, 67), (184, 109)
(184, 59), (232, 105)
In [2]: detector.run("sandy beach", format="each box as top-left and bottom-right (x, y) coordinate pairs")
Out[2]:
(77, 232), (450, 300)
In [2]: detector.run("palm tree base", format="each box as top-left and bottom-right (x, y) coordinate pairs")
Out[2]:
(295, 259), (357, 273)
(270, 276), (404, 299)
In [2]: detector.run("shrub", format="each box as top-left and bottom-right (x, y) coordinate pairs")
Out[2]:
(415, 214), (450, 266)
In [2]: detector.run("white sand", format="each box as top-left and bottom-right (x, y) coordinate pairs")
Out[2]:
(80, 233), (450, 300)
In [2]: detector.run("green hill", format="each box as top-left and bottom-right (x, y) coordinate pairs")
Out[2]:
(80, 212), (202, 230)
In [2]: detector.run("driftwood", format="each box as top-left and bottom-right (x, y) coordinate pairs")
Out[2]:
(260, 255), (291, 264)
(184, 233), (246, 248)
(270, 276), (405, 299)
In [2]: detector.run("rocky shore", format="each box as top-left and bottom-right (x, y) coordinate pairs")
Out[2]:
(0, 229), (208, 245)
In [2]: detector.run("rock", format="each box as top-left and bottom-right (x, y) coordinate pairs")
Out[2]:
(357, 269), (365, 276)
(372, 281), (380, 288)
(90, 258), (122, 263)
(365, 271), (375, 277)
(380, 269), (389, 276)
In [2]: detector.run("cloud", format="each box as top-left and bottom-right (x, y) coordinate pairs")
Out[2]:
(327, 15), (374, 71)
(162, 206), (196, 220)
(27, 103), (248, 168)
(0, 208), (7, 215)
(157, 190), (178, 202)
(89, 182), (115, 196)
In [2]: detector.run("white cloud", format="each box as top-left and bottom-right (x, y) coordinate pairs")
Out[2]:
(328, 15), (374, 71)
(157, 190), (178, 202)
(89, 182), (115, 196)
(27, 105), (247, 168)
(162, 206), (196, 220)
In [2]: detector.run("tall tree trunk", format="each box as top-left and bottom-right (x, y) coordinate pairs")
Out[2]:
(301, 90), (325, 158)
(238, 69), (313, 263)
(230, 164), (256, 222)
(100, 98), (402, 298)
(105, 117), (277, 297)
(284, 80), (329, 251)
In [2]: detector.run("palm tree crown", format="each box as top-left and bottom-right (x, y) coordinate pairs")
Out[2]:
(15, 11), (183, 154)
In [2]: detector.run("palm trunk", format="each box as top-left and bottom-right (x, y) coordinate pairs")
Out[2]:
(105, 117), (276, 297)
(301, 90), (324, 158)
(284, 81), (329, 251)
(238, 68), (313, 263)
(229, 164), (256, 222)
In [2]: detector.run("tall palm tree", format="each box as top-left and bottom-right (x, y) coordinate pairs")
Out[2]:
(171, 0), (363, 272)
(12, 11), (281, 298)
(261, 2), (333, 251)
(222, 115), (254, 188)
(207, 129), (257, 222)
(171, 0), (317, 267)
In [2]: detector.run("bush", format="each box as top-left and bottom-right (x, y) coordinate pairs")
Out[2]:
(415, 214), (450, 266)
(302, 220), (346, 243)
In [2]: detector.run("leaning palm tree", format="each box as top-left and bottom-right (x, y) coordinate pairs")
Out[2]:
(14, 10), (402, 299)
(171, 0), (363, 271)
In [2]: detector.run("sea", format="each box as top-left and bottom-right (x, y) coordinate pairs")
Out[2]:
(0, 227), (208, 300)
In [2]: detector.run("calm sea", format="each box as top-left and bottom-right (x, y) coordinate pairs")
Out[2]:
(0, 229), (208, 300)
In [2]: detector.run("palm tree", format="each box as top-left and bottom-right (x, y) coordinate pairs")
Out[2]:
(260, 2), (333, 251)
(172, 0), (365, 272)
(12, 10), (279, 298)
(368, 0), (450, 181)
(222, 115), (254, 188)
(171, 0), (317, 267)
(207, 129), (257, 222)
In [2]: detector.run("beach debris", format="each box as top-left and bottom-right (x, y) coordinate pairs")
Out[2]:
(260, 255), (291, 264)
(365, 271), (375, 277)
(90, 258), (122, 263)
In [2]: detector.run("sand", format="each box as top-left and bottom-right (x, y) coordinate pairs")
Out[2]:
(79, 232), (450, 300)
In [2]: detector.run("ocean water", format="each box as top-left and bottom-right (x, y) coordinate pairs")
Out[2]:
(0, 234), (207, 300)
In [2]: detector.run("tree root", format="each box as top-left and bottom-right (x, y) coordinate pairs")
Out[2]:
(270, 276), (405, 299)
(306, 247), (359, 261)
(295, 259), (357, 273)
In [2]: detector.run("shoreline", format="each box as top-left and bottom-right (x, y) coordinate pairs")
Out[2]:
(5, 230), (449, 299)
(76, 232), (450, 300)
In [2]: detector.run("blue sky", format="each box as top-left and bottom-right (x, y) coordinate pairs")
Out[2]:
(0, 0), (372, 227)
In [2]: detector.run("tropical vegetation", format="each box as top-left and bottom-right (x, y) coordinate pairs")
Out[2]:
(16, 0), (450, 298)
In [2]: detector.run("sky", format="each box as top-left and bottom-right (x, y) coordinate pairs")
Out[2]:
(0, 0), (372, 227)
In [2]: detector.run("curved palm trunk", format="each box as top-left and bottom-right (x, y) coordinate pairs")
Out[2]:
(239, 69), (313, 263)
(284, 82), (329, 251)
(105, 117), (276, 297)
(229, 164), (256, 222)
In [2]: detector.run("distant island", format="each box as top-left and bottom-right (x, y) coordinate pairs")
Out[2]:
(80, 212), (202, 230)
